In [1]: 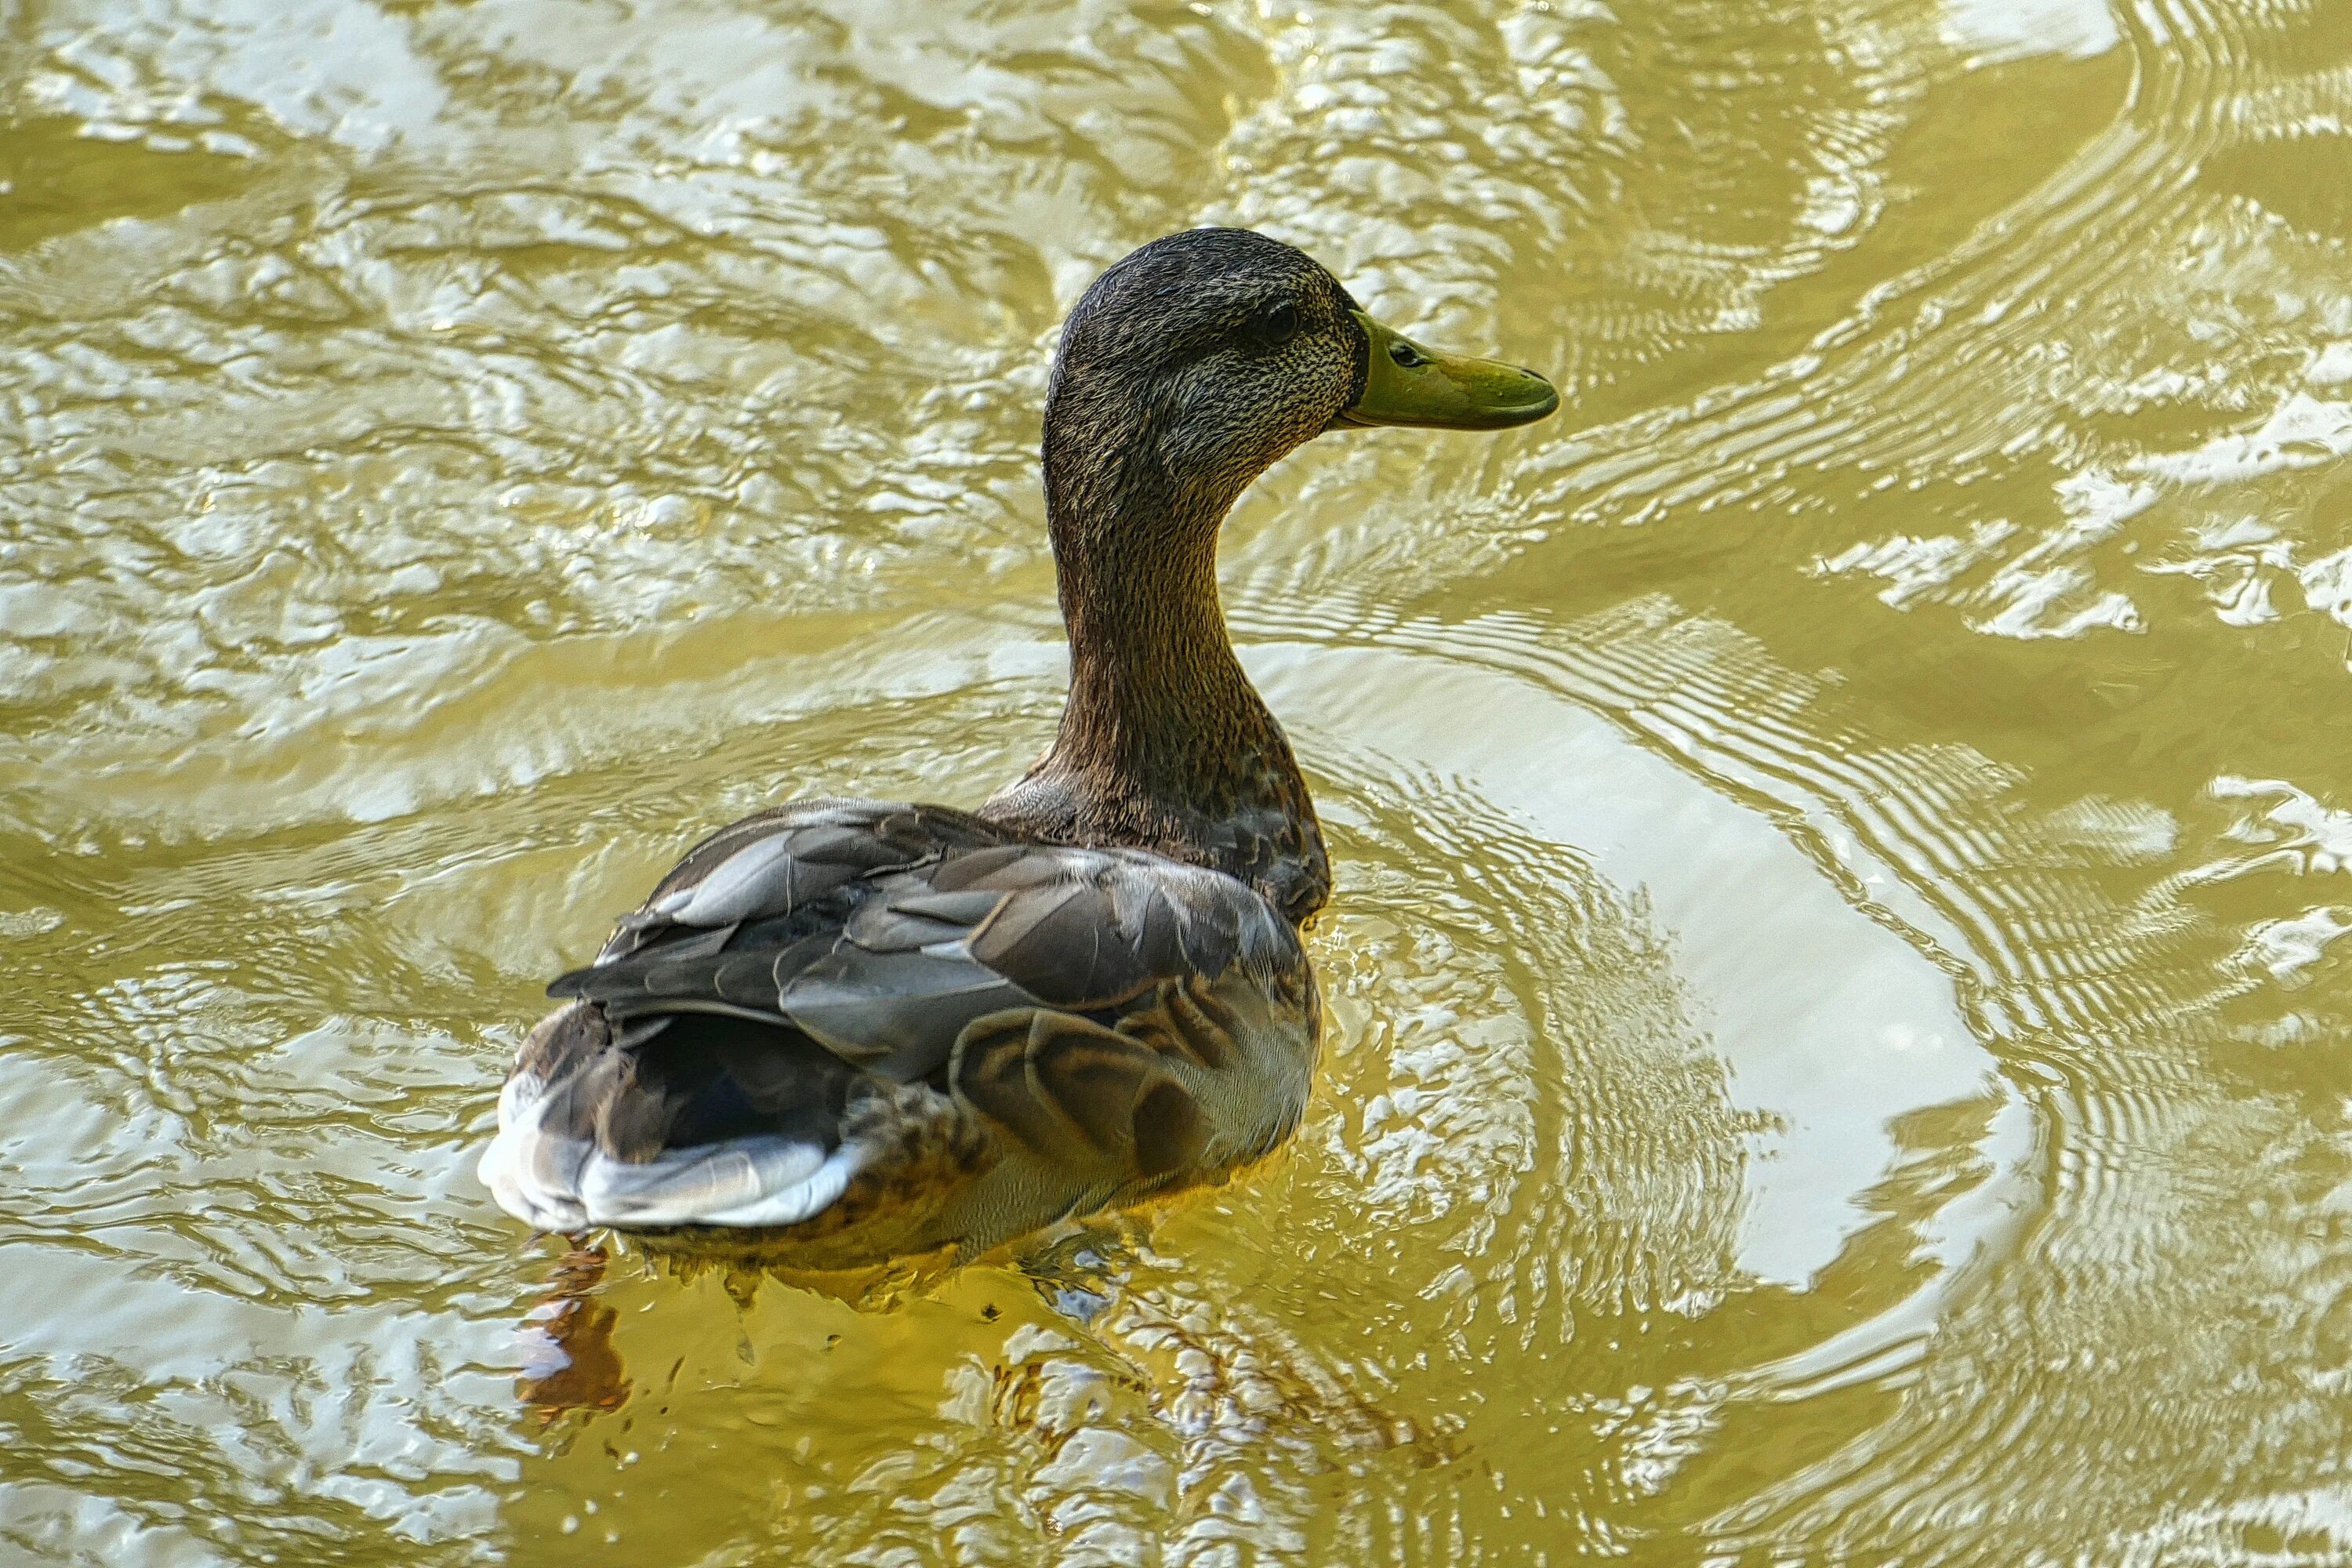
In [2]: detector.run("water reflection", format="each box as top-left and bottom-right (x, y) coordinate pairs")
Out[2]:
(516, 1247), (630, 1426)
(5, 0), (2350, 1562)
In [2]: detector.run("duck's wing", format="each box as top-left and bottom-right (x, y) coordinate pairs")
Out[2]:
(477, 799), (1311, 1245)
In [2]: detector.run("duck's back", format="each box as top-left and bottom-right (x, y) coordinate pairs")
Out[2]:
(478, 799), (1319, 1265)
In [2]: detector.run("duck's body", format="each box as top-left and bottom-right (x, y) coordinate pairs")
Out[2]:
(480, 229), (1555, 1265)
(483, 803), (1319, 1267)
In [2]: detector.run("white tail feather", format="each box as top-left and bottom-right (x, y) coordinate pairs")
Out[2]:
(478, 1074), (866, 1232)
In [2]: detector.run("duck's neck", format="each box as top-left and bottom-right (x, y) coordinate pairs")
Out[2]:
(985, 464), (1329, 924)
(1054, 524), (1290, 807)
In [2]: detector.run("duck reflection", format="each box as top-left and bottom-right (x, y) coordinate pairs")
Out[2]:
(516, 1243), (631, 1425)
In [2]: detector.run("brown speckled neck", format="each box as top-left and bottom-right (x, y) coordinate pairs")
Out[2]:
(981, 347), (1330, 924)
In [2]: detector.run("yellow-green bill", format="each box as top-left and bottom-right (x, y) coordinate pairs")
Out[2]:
(1337, 310), (1559, 431)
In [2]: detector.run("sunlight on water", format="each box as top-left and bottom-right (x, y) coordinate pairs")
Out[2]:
(5, 0), (2350, 1562)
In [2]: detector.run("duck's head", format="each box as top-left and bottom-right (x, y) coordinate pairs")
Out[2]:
(1044, 227), (1559, 557)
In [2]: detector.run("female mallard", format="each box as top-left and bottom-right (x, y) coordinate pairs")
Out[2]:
(480, 228), (1557, 1266)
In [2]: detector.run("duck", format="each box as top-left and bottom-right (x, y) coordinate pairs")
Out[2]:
(479, 227), (1558, 1268)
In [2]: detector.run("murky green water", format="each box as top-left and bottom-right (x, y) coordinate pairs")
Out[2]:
(5, 0), (2350, 1561)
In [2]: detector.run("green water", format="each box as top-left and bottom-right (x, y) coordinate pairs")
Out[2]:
(5, 0), (2350, 1562)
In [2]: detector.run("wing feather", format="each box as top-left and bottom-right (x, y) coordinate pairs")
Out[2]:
(492, 797), (1301, 1237)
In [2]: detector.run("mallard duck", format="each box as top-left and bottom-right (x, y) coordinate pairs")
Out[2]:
(480, 228), (1558, 1266)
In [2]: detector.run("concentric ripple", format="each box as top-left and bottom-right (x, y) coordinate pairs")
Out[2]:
(5, 0), (2350, 1563)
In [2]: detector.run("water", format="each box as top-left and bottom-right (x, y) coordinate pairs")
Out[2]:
(4, 0), (2349, 1561)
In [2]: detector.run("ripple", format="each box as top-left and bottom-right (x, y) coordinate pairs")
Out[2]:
(428, 601), (2027, 1563)
(9, 0), (2352, 1561)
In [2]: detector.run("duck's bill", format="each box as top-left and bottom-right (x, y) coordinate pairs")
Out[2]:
(1334, 310), (1559, 431)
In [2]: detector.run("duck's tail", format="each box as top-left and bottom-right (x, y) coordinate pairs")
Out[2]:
(476, 1002), (871, 1233)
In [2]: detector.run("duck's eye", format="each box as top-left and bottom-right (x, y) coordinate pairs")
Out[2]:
(1250, 299), (1301, 347)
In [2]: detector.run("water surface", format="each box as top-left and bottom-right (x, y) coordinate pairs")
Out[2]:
(5, 0), (2350, 1562)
